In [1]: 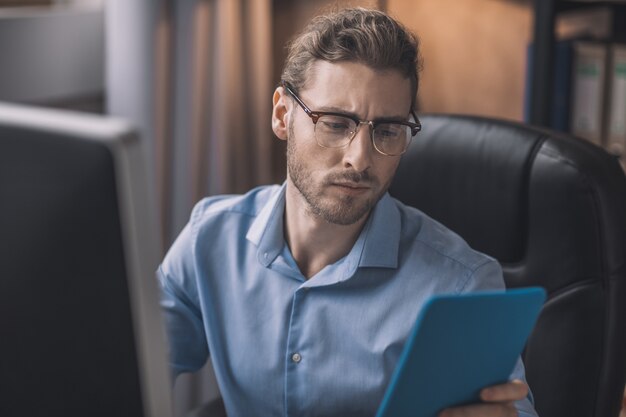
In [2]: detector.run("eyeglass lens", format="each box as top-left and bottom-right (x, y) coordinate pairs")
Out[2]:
(314, 115), (411, 156)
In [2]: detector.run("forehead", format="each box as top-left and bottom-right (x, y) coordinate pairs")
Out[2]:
(300, 60), (413, 117)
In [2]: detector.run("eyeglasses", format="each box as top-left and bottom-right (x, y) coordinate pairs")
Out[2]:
(282, 81), (421, 156)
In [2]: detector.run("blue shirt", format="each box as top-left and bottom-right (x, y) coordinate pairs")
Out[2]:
(158, 183), (538, 417)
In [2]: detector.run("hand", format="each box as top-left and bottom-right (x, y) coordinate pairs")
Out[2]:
(438, 379), (529, 417)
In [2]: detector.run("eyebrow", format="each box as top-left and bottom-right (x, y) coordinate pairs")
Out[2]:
(314, 105), (409, 123)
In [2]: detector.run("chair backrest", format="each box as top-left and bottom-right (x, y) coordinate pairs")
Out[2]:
(389, 114), (626, 417)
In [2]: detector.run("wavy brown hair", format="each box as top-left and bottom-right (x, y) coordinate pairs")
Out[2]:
(281, 7), (422, 109)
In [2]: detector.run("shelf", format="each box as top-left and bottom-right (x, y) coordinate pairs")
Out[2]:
(528, 0), (625, 127)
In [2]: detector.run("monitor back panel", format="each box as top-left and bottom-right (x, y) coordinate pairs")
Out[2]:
(0, 124), (144, 416)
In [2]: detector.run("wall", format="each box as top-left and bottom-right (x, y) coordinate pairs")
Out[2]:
(272, 0), (535, 122)
(0, 3), (104, 111)
(388, 0), (533, 121)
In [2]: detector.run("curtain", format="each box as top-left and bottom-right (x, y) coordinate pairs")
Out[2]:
(164, 0), (274, 244)
(166, 4), (274, 413)
(106, 0), (273, 248)
(106, 0), (273, 415)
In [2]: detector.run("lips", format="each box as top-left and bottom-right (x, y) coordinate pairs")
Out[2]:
(333, 182), (370, 190)
(330, 182), (372, 197)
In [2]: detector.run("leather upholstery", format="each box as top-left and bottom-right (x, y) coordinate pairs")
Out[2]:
(390, 114), (626, 417)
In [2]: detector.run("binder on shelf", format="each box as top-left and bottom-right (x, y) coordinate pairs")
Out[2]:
(570, 41), (609, 147)
(606, 44), (626, 169)
(523, 40), (575, 132)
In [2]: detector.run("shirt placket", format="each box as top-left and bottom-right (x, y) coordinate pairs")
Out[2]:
(284, 287), (308, 417)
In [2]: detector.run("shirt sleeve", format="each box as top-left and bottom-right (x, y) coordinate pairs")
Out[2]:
(157, 223), (209, 381)
(510, 357), (539, 417)
(465, 259), (540, 417)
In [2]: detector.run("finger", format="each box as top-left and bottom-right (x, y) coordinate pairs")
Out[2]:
(480, 379), (529, 403)
(439, 401), (517, 417)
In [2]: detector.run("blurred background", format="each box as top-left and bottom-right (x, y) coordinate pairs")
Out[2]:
(0, 0), (620, 415)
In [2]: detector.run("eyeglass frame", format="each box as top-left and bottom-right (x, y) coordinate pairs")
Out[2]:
(281, 81), (421, 156)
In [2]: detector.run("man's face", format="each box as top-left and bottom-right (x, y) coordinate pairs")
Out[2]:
(275, 61), (413, 225)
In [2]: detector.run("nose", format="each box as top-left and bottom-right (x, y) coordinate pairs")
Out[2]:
(342, 123), (374, 172)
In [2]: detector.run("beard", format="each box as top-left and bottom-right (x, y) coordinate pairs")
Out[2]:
(286, 120), (386, 226)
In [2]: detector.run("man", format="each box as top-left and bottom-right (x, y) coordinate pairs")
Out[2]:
(159, 8), (538, 417)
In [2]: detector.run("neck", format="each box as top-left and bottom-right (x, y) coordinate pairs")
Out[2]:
(283, 180), (370, 279)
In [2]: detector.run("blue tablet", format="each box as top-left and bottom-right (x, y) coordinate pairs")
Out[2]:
(376, 287), (546, 417)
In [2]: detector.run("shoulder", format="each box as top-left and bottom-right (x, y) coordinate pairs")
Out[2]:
(158, 185), (281, 294)
(391, 197), (503, 292)
(188, 184), (280, 235)
(190, 184), (280, 223)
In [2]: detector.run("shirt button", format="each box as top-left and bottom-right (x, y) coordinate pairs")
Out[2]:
(291, 353), (302, 363)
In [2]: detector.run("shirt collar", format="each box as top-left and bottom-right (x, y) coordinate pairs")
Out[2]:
(246, 183), (402, 270)
(357, 192), (401, 269)
(246, 183), (287, 267)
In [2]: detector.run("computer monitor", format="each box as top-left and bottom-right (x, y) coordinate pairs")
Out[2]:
(0, 102), (172, 417)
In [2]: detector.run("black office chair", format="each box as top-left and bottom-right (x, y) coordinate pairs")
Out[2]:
(389, 114), (626, 417)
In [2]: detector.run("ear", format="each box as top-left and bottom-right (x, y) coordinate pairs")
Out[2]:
(272, 86), (290, 141)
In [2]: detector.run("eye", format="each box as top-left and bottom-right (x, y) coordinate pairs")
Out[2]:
(317, 116), (353, 133)
(323, 121), (349, 130)
(376, 124), (404, 139)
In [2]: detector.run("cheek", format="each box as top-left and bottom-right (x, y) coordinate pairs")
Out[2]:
(307, 150), (342, 177)
(291, 131), (342, 171)
(375, 157), (401, 183)
(288, 131), (329, 175)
